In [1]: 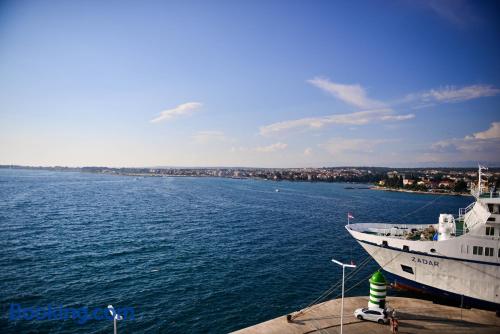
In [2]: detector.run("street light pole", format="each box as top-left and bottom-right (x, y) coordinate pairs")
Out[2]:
(332, 258), (356, 334)
(108, 305), (123, 334)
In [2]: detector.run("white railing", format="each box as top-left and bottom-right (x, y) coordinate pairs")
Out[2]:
(480, 191), (499, 198)
(470, 185), (500, 199)
(374, 224), (426, 238)
(458, 202), (475, 219)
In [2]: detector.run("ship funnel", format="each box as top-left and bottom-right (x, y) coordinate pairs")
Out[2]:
(368, 270), (387, 309)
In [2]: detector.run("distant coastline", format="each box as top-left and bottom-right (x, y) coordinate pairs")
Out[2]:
(1, 164), (497, 197)
(370, 186), (473, 197)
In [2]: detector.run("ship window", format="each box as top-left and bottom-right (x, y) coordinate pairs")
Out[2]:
(430, 248), (436, 253)
(485, 247), (494, 256)
(403, 245), (409, 251)
(401, 264), (414, 274)
(473, 246), (483, 255)
(382, 241), (388, 247)
(487, 217), (496, 222)
(486, 227), (495, 235)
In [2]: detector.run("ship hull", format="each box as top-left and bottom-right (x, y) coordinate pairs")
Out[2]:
(384, 271), (500, 310)
(351, 235), (500, 310)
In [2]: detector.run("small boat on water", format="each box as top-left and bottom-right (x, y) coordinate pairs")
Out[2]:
(347, 165), (500, 311)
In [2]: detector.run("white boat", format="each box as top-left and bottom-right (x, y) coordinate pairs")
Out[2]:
(347, 166), (500, 311)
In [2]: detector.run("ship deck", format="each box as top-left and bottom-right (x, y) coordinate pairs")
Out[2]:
(348, 223), (441, 241)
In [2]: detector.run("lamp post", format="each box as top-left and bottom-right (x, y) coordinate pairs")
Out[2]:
(332, 258), (356, 334)
(108, 305), (123, 334)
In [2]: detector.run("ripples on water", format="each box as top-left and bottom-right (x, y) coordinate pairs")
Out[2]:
(0, 169), (472, 333)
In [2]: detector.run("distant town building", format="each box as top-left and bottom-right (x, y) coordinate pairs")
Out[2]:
(403, 179), (415, 186)
(387, 171), (398, 178)
(439, 180), (454, 188)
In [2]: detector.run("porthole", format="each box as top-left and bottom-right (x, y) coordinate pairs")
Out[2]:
(401, 264), (414, 274)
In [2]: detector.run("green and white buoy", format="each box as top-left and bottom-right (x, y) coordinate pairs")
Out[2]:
(368, 270), (387, 309)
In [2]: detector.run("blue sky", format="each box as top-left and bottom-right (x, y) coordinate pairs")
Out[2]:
(0, 0), (499, 167)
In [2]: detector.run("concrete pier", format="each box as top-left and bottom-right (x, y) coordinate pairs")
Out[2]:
(232, 296), (500, 334)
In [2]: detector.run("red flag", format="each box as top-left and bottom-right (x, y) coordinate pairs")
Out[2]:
(348, 213), (354, 219)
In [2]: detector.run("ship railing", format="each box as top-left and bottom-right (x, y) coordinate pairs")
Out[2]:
(374, 224), (424, 238)
(470, 185), (499, 199)
(458, 202), (475, 219)
(479, 191), (499, 198)
(457, 202), (475, 236)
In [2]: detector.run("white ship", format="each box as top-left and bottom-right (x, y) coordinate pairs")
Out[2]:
(347, 166), (500, 310)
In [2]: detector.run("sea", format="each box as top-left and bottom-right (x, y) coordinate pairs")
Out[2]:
(0, 169), (473, 333)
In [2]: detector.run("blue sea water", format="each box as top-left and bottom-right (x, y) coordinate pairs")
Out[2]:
(0, 169), (473, 333)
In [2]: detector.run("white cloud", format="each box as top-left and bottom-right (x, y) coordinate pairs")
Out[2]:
(430, 139), (458, 151)
(259, 76), (416, 136)
(430, 122), (500, 160)
(416, 0), (478, 27)
(380, 114), (415, 121)
(307, 77), (385, 109)
(150, 102), (202, 123)
(255, 142), (288, 153)
(259, 109), (413, 135)
(304, 147), (312, 156)
(192, 131), (227, 144)
(308, 76), (499, 111)
(468, 122), (500, 140)
(432, 137), (500, 155)
(323, 138), (389, 155)
(230, 143), (288, 153)
(406, 85), (500, 104)
(230, 146), (245, 153)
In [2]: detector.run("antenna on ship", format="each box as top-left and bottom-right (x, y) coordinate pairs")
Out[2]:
(477, 164), (488, 196)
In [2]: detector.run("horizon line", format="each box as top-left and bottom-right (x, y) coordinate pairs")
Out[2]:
(1, 163), (499, 170)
